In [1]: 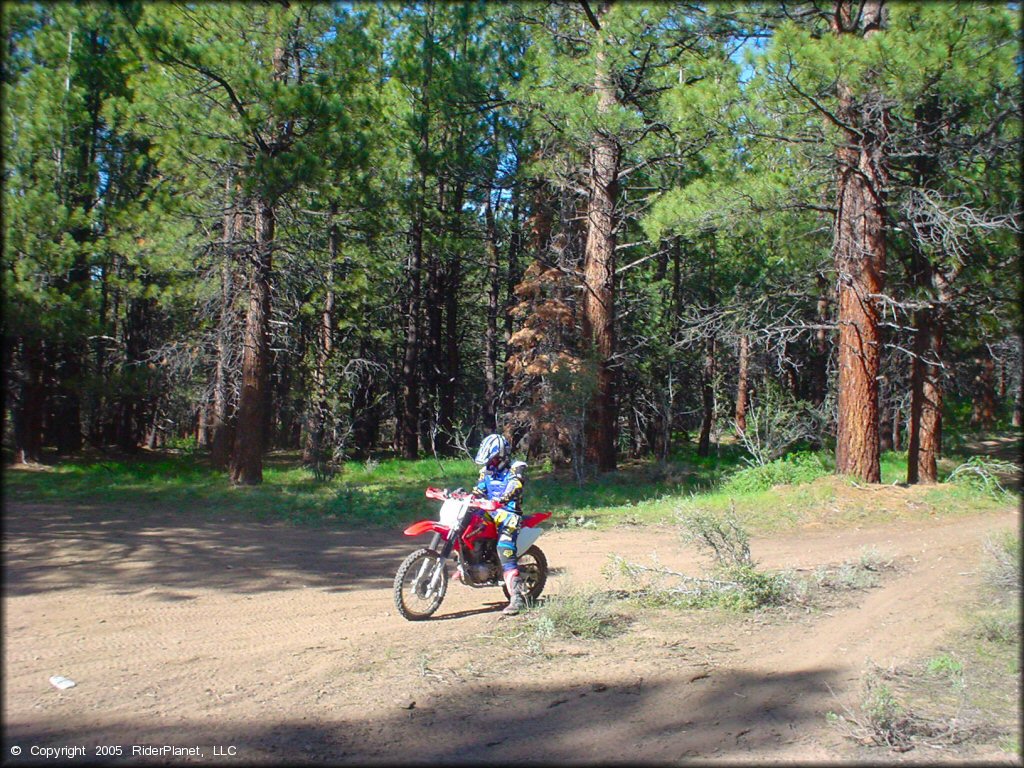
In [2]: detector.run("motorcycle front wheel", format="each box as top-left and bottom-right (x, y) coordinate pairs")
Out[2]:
(394, 548), (449, 621)
(503, 545), (548, 602)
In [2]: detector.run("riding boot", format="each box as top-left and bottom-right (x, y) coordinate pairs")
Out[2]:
(502, 571), (526, 615)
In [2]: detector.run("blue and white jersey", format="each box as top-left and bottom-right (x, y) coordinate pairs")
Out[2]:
(476, 466), (522, 514)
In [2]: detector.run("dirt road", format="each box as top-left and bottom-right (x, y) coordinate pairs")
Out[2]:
(2, 498), (1018, 764)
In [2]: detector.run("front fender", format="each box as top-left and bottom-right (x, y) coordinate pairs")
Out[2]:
(403, 520), (450, 537)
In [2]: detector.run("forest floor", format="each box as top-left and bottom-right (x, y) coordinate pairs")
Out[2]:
(2, 479), (1020, 765)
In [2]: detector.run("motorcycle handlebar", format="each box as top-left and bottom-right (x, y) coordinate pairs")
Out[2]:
(424, 487), (500, 511)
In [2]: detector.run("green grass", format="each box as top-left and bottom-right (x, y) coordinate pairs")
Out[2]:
(3, 436), (1019, 530)
(2, 453), (481, 527)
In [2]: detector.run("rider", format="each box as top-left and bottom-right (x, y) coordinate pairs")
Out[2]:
(472, 434), (529, 615)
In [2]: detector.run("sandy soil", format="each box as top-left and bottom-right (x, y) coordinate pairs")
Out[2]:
(2, 495), (1019, 765)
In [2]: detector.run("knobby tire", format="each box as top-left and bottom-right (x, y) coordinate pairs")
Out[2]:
(502, 545), (548, 602)
(394, 548), (449, 621)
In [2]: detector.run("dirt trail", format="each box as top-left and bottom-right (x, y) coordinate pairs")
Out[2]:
(2, 499), (1018, 764)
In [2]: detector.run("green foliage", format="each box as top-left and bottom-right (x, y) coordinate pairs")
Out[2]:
(947, 457), (1018, 498)
(710, 564), (788, 611)
(627, 508), (792, 611)
(862, 679), (905, 744)
(975, 609), (1020, 646)
(678, 507), (752, 567)
(524, 587), (625, 641)
(925, 653), (964, 680)
(721, 451), (832, 493)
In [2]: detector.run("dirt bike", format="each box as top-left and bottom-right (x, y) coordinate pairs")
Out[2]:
(393, 487), (552, 621)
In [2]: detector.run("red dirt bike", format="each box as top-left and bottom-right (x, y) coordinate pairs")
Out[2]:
(393, 487), (551, 621)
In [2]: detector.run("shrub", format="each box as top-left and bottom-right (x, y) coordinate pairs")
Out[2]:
(983, 532), (1021, 592)
(946, 456), (1018, 498)
(607, 509), (790, 612)
(677, 507), (752, 568)
(715, 564), (789, 611)
(525, 587), (625, 641)
(721, 451), (831, 494)
(925, 653), (964, 680)
(975, 610), (1019, 645)
(736, 380), (828, 465)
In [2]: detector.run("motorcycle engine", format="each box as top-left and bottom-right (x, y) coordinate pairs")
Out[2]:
(463, 540), (498, 583)
(467, 563), (495, 583)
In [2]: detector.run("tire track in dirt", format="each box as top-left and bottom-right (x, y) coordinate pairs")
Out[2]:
(3, 501), (1018, 764)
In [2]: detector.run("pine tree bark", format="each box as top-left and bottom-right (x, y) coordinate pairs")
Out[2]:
(12, 337), (46, 464)
(210, 175), (241, 468)
(351, 338), (381, 459)
(116, 296), (152, 453)
(735, 335), (750, 434)
(439, 260), (459, 454)
(810, 273), (831, 406)
(907, 304), (945, 483)
(1013, 373), (1023, 428)
(831, 0), (888, 483)
(230, 197), (274, 484)
(423, 204), (442, 454)
(879, 388), (894, 453)
(582, 2), (620, 472)
(303, 212), (337, 465)
(502, 187), (521, 404)
(971, 348), (997, 429)
(401, 204), (424, 460)
(698, 336), (716, 457)
(483, 195), (501, 433)
(433, 176), (465, 456)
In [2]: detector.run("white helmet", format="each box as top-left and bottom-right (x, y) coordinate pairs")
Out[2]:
(474, 433), (510, 466)
(510, 460), (528, 479)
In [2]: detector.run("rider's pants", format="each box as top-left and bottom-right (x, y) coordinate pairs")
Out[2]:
(491, 508), (521, 573)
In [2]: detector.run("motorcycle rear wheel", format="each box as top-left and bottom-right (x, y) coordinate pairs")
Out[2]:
(502, 545), (548, 602)
(394, 548), (449, 621)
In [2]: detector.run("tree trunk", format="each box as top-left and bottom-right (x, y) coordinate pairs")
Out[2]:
(502, 187), (521, 407)
(210, 175), (241, 469)
(582, 3), (620, 472)
(879, 390), (893, 453)
(907, 306), (945, 483)
(12, 337), (46, 464)
(483, 195), (500, 433)
(351, 338), (381, 459)
(735, 335), (750, 434)
(53, 336), (84, 454)
(230, 197), (274, 485)
(698, 336), (716, 457)
(115, 296), (150, 453)
(196, 406), (208, 447)
(831, 0), (888, 483)
(1013, 373), (1023, 428)
(810, 273), (831, 406)
(439, 258), (459, 455)
(423, 203), (443, 454)
(303, 213), (337, 465)
(433, 174), (465, 456)
(401, 206), (424, 460)
(971, 348), (997, 430)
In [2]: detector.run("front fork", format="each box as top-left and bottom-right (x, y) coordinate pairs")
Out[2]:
(415, 535), (449, 597)
(431, 525), (465, 587)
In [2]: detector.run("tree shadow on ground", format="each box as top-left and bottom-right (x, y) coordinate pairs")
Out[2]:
(2, 500), (413, 598)
(2, 666), (844, 764)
